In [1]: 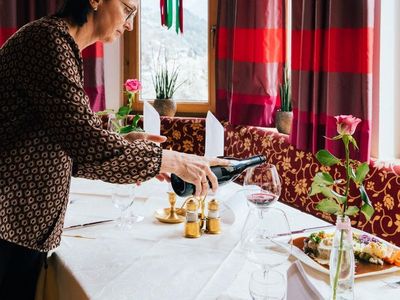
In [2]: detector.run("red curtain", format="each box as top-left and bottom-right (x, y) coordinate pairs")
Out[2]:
(0, 0), (105, 112)
(290, 0), (377, 162)
(216, 0), (285, 127)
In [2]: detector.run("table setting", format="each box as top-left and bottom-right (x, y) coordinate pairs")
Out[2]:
(41, 176), (400, 300)
(38, 113), (400, 300)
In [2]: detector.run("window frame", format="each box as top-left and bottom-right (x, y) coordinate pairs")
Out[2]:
(123, 0), (217, 116)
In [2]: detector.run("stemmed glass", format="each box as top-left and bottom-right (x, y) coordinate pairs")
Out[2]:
(241, 207), (292, 300)
(243, 164), (281, 209)
(112, 184), (143, 230)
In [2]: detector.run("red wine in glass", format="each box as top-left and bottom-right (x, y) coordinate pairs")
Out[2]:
(247, 191), (279, 208)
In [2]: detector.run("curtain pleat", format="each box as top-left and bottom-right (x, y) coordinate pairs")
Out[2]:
(290, 0), (376, 162)
(0, 0), (105, 112)
(216, 0), (285, 127)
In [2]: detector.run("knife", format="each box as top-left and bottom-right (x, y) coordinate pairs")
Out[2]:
(290, 224), (334, 235)
(63, 219), (115, 231)
(274, 224), (334, 238)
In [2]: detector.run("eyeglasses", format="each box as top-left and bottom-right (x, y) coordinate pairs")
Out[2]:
(120, 0), (137, 22)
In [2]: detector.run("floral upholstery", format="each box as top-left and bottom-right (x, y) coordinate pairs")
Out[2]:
(99, 115), (206, 155)
(161, 117), (205, 155)
(100, 115), (400, 246)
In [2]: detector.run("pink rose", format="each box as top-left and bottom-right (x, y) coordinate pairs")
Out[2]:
(335, 115), (361, 135)
(124, 79), (142, 93)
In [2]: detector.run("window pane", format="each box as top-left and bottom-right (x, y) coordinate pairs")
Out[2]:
(140, 0), (208, 102)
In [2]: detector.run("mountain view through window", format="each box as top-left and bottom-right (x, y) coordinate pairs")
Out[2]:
(140, 0), (208, 102)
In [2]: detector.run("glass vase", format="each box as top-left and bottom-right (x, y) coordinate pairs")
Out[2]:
(329, 216), (355, 300)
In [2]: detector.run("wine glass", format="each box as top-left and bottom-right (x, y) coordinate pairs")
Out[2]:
(243, 164), (281, 209)
(249, 269), (286, 300)
(112, 184), (142, 229)
(241, 207), (292, 299)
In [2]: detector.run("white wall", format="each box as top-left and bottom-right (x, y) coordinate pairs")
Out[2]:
(104, 38), (122, 111)
(395, 0), (400, 159)
(374, 0), (400, 160)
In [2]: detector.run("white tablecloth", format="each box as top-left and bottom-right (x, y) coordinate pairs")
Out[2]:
(43, 178), (400, 300)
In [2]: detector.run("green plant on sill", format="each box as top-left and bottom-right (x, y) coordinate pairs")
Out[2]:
(279, 65), (292, 112)
(152, 49), (186, 100)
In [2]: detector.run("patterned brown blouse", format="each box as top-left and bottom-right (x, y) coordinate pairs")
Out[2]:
(0, 17), (162, 252)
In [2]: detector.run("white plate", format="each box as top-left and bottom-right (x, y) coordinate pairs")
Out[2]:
(291, 228), (400, 278)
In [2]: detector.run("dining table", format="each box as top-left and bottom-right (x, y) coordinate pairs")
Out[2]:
(36, 177), (400, 300)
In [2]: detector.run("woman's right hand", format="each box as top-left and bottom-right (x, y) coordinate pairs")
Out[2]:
(160, 150), (229, 197)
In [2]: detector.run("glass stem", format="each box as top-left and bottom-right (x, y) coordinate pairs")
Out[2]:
(263, 267), (270, 297)
(120, 209), (127, 225)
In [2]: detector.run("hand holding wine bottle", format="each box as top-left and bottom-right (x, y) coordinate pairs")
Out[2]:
(171, 155), (267, 197)
(160, 150), (230, 197)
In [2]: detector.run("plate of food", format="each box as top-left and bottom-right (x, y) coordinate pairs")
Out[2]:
(291, 228), (400, 278)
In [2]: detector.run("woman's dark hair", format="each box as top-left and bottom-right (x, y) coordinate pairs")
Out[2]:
(56, 0), (92, 26)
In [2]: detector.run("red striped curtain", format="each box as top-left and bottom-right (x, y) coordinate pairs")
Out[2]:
(290, 0), (377, 162)
(0, 0), (105, 112)
(216, 0), (285, 127)
(82, 42), (106, 112)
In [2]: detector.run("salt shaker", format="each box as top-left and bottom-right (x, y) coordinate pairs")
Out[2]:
(184, 198), (201, 238)
(206, 199), (221, 234)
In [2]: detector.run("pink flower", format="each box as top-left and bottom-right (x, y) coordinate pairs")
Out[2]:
(124, 79), (142, 93)
(335, 115), (361, 136)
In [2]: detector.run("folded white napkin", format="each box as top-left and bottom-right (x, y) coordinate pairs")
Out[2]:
(205, 111), (224, 158)
(287, 261), (325, 300)
(143, 101), (160, 135)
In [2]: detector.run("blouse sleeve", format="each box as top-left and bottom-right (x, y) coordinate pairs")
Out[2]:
(18, 20), (162, 184)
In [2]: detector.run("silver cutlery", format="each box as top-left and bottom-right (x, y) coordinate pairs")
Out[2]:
(275, 224), (335, 237)
(63, 219), (115, 231)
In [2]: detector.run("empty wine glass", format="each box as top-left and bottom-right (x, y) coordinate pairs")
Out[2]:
(112, 184), (142, 229)
(243, 164), (281, 209)
(241, 207), (292, 299)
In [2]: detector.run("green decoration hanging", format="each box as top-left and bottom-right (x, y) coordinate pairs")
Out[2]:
(167, 0), (173, 29)
(159, 0), (184, 34)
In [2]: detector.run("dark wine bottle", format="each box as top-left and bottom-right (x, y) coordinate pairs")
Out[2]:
(170, 155), (266, 197)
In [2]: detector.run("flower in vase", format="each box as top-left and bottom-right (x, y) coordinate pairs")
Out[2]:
(116, 79), (143, 133)
(97, 79), (143, 133)
(310, 115), (374, 300)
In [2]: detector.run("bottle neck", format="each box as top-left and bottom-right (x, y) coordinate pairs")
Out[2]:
(231, 155), (266, 168)
(336, 215), (351, 228)
(335, 216), (353, 244)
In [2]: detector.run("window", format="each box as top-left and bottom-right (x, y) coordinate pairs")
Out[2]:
(124, 0), (217, 115)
